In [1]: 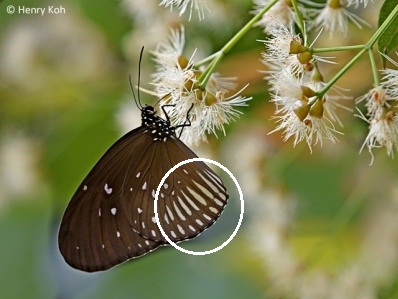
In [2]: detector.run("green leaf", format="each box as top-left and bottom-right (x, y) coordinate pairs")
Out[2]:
(378, 0), (398, 65)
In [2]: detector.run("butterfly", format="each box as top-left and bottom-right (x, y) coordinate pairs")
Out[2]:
(58, 52), (229, 272)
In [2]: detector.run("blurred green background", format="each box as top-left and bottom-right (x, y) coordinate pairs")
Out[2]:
(1, 0), (398, 298)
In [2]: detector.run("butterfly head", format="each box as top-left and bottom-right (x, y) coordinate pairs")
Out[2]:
(141, 105), (176, 142)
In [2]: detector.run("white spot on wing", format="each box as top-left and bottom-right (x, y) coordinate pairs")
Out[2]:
(186, 186), (207, 206)
(83, 185), (88, 191)
(163, 183), (169, 189)
(104, 183), (113, 194)
(164, 213), (170, 224)
(145, 240), (150, 245)
(151, 189), (155, 198)
(203, 213), (211, 221)
(173, 201), (186, 221)
(171, 231), (177, 238)
(166, 205), (174, 221)
(218, 192), (227, 201)
(209, 207), (218, 214)
(142, 222), (145, 228)
(137, 207), (142, 214)
(136, 172), (141, 178)
(151, 230), (156, 237)
(152, 217), (156, 223)
(116, 231), (121, 237)
(183, 168), (189, 174)
(142, 181), (147, 190)
(177, 196), (192, 215)
(181, 190), (199, 211)
(193, 180), (213, 198)
(98, 208), (102, 217)
(204, 169), (224, 188)
(189, 225), (196, 232)
(177, 224), (185, 235)
(196, 219), (204, 226)
(213, 197), (224, 206)
(197, 171), (221, 194)
(111, 207), (116, 215)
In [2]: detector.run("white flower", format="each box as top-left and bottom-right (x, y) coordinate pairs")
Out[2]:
(160, 0), (209, 20)
(270, 109), (311, 147)
(381, 61), (398, 99)
(308, 77), (352, 127)
(356, 55), (398, 163)
(262, 26), (305, 75)
(150, 27), (251, 145)
(252, 0), (297, 32)
(151, 26), (196, 100)
(359, 107), (398, 163)
(312, 0), (369, 36)
(357, 86), (388, 119)
(268, 70), (305, 112)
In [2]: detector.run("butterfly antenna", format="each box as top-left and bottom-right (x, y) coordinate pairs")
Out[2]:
(137, 46), (144, 109)
(129, 47), (145, 110)
(129, 74), (141, 110)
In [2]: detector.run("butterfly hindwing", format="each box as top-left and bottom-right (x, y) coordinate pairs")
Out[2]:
(123, 137), (229, 243)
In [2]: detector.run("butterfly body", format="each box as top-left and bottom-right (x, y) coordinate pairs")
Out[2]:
(59, 104), (229, 272)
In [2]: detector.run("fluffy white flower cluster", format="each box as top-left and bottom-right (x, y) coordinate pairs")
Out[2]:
(357, 56), (398, 163)
(253, 0), (370, 36)
(150, 27), (251, 145)
(263, 26), (348, 150)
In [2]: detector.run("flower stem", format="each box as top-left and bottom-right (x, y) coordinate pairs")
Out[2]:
(368, 49), (379, 86)
(312, 45), (364, 53)
(291, 0), (307, 45)
(197, 0), (279, 89)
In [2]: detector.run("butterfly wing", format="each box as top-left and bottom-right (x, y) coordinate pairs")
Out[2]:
(58, 127), (160, 272)
(124, 137), (229, 243)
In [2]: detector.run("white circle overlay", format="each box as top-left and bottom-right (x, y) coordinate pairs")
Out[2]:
(154, 157), (244, 256)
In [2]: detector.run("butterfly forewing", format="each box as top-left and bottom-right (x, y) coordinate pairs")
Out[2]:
(58, 128), (160, 272)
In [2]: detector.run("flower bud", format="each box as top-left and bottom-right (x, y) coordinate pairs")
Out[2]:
(309, 99), (324, 118)
(297, 51), (313, 64)
(178, 56), (189, 69)
(311, 67), (324, 82)
(328, 0), (342, 9)
(289, 40), (307, 54)
(204, 91), (217, 106)
(194, 89), (204, 102)
(295, 104), (310, 121)
(301, 86), (317, 98)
